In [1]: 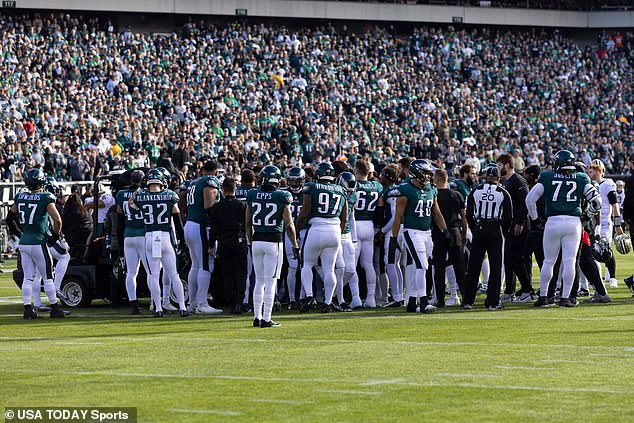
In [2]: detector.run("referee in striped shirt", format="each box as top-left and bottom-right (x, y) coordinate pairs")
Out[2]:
(463, 164), (513, 310)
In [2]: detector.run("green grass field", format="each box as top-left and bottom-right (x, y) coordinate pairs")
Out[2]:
(1, 256), (634, 423)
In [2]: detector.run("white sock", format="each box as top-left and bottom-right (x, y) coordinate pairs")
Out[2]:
(262, 279), (276, 322)
(253, 277), (265, 321)
(447, 265), (458, 296)
(481, 258), (490, 284)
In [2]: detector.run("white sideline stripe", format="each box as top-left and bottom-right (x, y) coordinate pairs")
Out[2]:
(251, 399), (313, 405)
(58, 342), (103, 345)
(494, 366), (557, 371)
(2, 369), (628, 394)
(361, 379), (406, 386)
(541, 359), (599, 365)
(169, 408), (241, 416)
(4, 369), (333, 383)
(0, 347), (40, 351)
(1, 335), (633, 352)
(437, 373), (500, 378)
(316, 390), (383, 396)
(589, 353), (632, 357)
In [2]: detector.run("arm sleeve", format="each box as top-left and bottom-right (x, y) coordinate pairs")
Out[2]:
(514, 177), (530, 224)
(502, 189), (513, 234)
(381, 203), (395, 234)
(607, 190), (618, 205)
(525, 183), (545, 221)
(350, 211), (358, 243)
(583, 184), (602, 216)
(172, 212), (185, 244)
(466, 191), (476, 229)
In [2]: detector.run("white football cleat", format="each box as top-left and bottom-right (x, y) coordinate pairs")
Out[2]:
(515, 292), (536, 303)
(500, 293), (515, 304)
(363, 296), (376, 308)
(609, 278), (618, 289)
(445, 296), (461, 307)
(349, 297), (363, 309)
(195, 304), (223, 315)
(162, 303), (178, 312)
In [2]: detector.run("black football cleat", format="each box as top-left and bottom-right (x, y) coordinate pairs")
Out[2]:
(321, 304), (333, 313)
(130, 303), (141, 315)
(559, 298), (576, 308)
(260, 320), (281, 328)
(180, 310), (191, 318)
(153, 310), (164, 318)
(287, 301), (298, 311)
(339, 303), (352, 312)
(23, 305), (39, 320)
(534, 296), (555, 307)
(299, 297), (316, 313)
(406, 297), (417, 313)
(50, 304), (66, 318)
(253, 318), (261, 327)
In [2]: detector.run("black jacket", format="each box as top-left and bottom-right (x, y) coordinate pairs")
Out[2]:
(209, 196), (246, 244)
(502, 173), (529, 226)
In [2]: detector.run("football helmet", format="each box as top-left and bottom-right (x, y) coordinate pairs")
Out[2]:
(45, 176), (62, 197)
(554, 150), (576, 173)
(614, 233), (631, 255)
(24, 169), (47, 191)
(337, 171), (356, 194)
(409, 159), (434, 184)
(146, 168), (166, 187)
(592, 238), (613, 263)
(287, 166), (306, 193)
(316, 162), (336, 183)
(260, 165), (282, 189)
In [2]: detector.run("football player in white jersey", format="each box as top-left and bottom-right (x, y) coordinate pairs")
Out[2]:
(588, 160), (624, 288)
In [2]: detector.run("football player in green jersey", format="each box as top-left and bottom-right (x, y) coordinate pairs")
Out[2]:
(379, 164), (406, 307)
(296, 162), (348, 313)
(282, 166), (305, 310)
(7, 169), (65, 319)
(526, 150), (602, 307)
(116, 169), (149, 315)
(334, 171), (361, 311)
(246, 165), (299, 328)
(353, 159), (384, 308)
(184, 161), (222, 314)
(389, 159), (450, 314)
(131, 169), (188, 317)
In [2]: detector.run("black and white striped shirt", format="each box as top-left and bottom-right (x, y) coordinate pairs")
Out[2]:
(466, 182), (513, 231)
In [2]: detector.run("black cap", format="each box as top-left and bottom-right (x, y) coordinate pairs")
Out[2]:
(485, 165), (499, 178)
(524, 165), (541, 179)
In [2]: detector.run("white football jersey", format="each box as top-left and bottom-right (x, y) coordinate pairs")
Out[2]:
(598, 178), (617, 219)
(616, 190), (625, 210)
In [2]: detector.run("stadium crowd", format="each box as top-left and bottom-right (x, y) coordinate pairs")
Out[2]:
(0, 13), (632, 184)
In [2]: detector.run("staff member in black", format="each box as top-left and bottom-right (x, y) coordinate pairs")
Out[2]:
(209, 177), (248, 314)
(497, 154), (535, 302)
(432, 169), (467, 307)
(463, 164), (512, 310)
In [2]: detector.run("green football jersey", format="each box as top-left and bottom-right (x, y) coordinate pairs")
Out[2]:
(247, 188), (292, 233)
(354, 180), (383, 221)
(450, 179), (472, 200)
(185, 175), (220, 224)
(116, 188), (146, 237)
(396, 182), (437, 231)
(303, 182), (347, 220)
(14, 190), (56, 245)
(538, 171), (590, 217)
(283, 189), (304, 221)
(343, 191), (357, 235)
(133, 189), (179, 232)
(235, 185), (253, 203)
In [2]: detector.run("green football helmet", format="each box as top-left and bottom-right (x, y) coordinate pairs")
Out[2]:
(409, 159), (434, 184)
(315, 162), (336, 183)
(45, 176), (62, 197)
(146, 168), (166, 187)
(337, 171), (356, 193)
(287, 166), (306, 193)
(24, 169), (47, 191)
(260, 165), (282, 189)
(554, 150), (576, 173)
